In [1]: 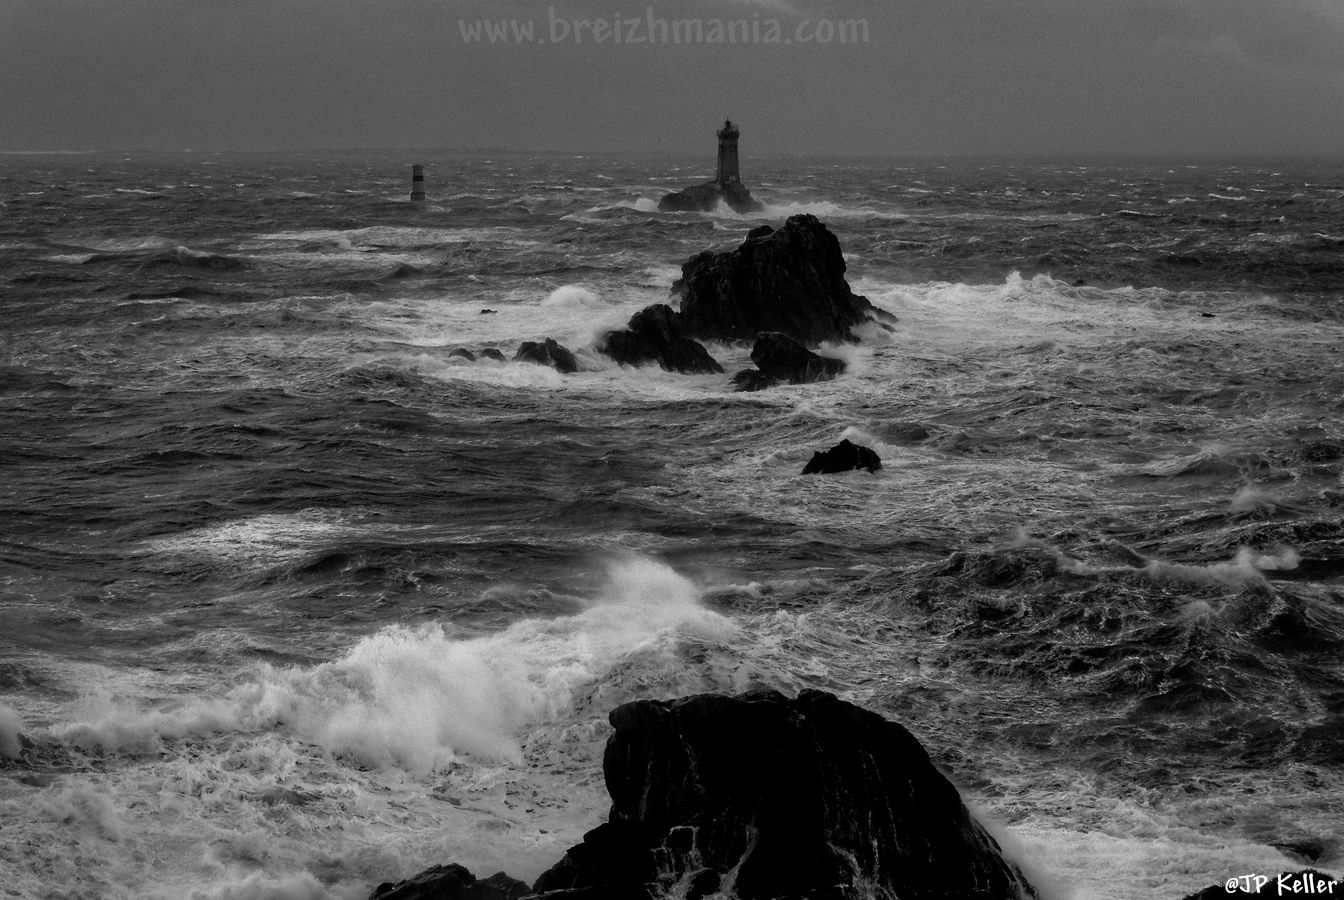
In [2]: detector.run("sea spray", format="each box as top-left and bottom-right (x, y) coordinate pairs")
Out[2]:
(56, 555), (736, 772)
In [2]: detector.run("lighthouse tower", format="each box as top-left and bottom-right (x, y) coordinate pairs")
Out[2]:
(716, 119), (741, 186)
(658, 117), (761, 213)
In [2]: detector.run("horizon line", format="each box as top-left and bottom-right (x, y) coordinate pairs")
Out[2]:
(4, 147), (1344, 166)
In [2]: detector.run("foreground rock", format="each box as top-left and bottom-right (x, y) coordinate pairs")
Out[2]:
(676, 215), (892, 346)
(532, 689), (1036, 900)
(514, 338), (577, 374)
(370, 864), (529, 900)
(802, 438), (882, 474)
(599, 304), (723, 374)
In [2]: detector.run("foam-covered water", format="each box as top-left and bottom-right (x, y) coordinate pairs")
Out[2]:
(2, 151), (1342, 899)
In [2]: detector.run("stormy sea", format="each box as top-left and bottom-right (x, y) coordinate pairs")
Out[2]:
(1, 151), (1342, 900)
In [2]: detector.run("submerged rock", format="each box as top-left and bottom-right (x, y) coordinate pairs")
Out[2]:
(676, 214), (892, 346)
(515, 338), (578, 374)
(532, 689), (1036, 900)
(479, 348), (507, 362)
(749, 331), (845, 384)
(802, 438), (882, 475)
(448, 348), (476, 362)
(599, 304), (723, 374)
(369, 863), (529, 900)
(729, 368), (779, 393)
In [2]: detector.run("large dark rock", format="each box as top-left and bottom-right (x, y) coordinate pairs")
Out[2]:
(369, 863), (529, 900)
(531, 689), (1036, 900)
(599, 304), (723, 374)
(802, 438), (882, 475)
(675, 215), (893, 346)
(1179, 870), (1340, 899)
(515, 338), (578, 374)
(750, 331), (845, 384)
(658, 180), (763, 215)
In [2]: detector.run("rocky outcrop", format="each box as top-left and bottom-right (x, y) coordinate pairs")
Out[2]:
(515, 338), (578, 374)
(479, 348), (507, 362)
(658, 180), (762, 215)
(599, 304), (723, 375)
(370, 864), (529, 900)
(802, 438), (882, 475)
(449, 348), (476, 362)
(729, 369), (779, 393)
(531, 689), (1036, 900)
(750, 332), (844, 384)
(675, 215), (893, 346)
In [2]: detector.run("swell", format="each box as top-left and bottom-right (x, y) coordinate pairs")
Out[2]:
(854, 543), (1344, 773)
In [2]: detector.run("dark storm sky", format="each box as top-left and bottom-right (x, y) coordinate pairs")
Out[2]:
(2, 0), (1342, 157)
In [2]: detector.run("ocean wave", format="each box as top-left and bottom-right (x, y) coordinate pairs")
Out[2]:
(251, 226), (515, 250)
(52, 556), (736, 772)
(144, 246), (249, 270)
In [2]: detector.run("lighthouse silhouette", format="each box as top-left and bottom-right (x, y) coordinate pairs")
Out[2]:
(657, 118), (762, 214)
(716, 119), (741, 186)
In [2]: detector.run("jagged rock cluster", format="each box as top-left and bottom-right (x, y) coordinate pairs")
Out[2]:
(675, 218), (891, 347)
(458, 216), (888, 474)
(480, 215), (892, 390)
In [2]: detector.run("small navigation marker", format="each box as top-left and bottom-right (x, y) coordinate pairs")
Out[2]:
(410, 164), (426, 202)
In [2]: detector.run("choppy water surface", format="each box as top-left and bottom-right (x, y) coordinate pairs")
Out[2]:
(1, 151), (1342, 899)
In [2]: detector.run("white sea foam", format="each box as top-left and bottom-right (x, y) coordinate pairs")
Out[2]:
(145, 509), (357, 569)
(251, 226), (513, 248)
(186, 870), (364, 900)
(34, 783), (125, 842)
(57, 556), (736, 772)
(815, 340), (867, 376)
(1004, 812), (1319, 900)
(1229, 484), (1313, 516)
(596, 197), (660, 213)
(1143, 545), (1299, 589)
(1034, 540), (1300, 590)
(757, 199), (904, 221)
(540, 284), (605, 308)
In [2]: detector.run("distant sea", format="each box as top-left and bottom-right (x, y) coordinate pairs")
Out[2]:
(1, 151), (1342, 899)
